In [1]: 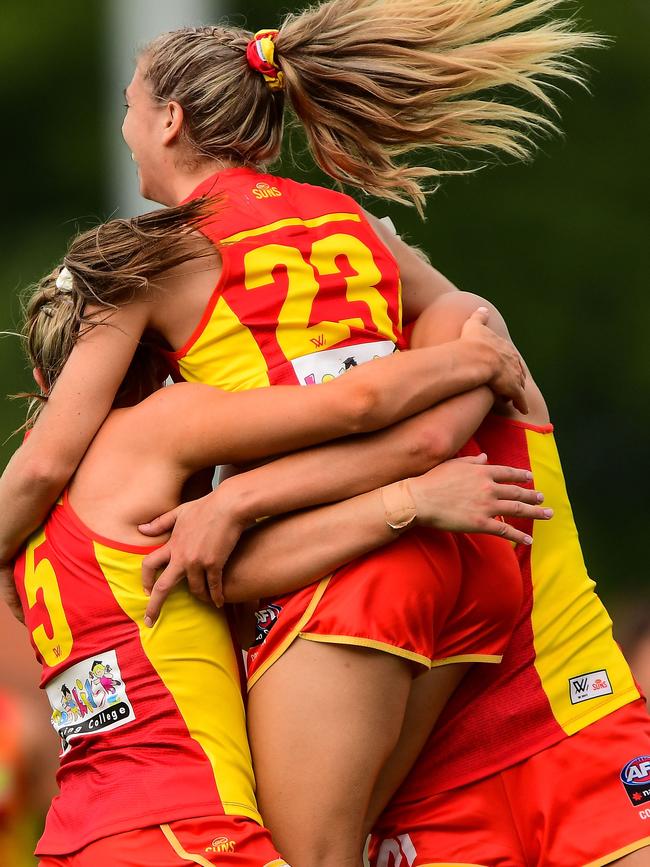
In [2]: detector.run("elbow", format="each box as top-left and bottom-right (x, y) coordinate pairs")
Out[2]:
(345, 383), (383, 434)
(407, 427), (457, 472)
(22, 454), (71, 496)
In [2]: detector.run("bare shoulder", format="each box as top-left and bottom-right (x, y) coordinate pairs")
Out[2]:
(362, 208), (459, 320)
(150, 231), (221, 293)
(83, 383), (226, 475)
(148, 230), (223, 346)
(427, 291), (512, 336)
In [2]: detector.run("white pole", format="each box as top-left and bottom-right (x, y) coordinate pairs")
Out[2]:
(105, 0), (217, 217)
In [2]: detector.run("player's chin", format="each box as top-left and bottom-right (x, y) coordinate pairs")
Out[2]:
(137, 171), (154, 202)
(137, 170), (166, 206)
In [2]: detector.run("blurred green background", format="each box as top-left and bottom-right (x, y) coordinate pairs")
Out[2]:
(0, 0), (648, 858)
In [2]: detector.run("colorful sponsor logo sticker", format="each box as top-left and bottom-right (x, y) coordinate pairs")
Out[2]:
(568, 669), (613, 705)
(621, 756), (650, 808)
(45, 650), (134, 754)
(291, 339), (397, 386)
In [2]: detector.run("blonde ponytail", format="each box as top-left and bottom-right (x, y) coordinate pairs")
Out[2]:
(275, 0), (601, 211)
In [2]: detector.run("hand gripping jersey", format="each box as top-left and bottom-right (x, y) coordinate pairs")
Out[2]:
(165, 167), (404, 389)
(375, 414), (640, 830)
(13, 493), (260, 856)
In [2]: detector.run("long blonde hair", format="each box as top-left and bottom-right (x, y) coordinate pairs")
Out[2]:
(21, 199), (216, 427)
(142, 0), (601, 212)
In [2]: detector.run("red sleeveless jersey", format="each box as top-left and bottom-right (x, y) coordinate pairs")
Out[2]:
(377, 413), (639, 825)
(165, 167), (404, 390)
(13, 494), (260, 855)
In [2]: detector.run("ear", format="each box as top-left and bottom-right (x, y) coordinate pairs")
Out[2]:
(33, 367), (48, 394)
(161, 100), (185, 147)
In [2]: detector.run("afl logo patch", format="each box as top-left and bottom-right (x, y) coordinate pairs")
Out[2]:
(621, 756), (650, 807)
(254, 603), (282, 645)
(252, 181), (282, 199)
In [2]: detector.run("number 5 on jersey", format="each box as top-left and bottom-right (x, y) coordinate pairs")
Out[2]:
(23, 531), (74, 666)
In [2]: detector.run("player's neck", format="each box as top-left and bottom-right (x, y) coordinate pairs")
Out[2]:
(156, 157), (246, 207)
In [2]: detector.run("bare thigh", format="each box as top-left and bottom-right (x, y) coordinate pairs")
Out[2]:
(613, 850), (650, 866)
(366, 663), (470, 831)
(247, 637), (413, 867)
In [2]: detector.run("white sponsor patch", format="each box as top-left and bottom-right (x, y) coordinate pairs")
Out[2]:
(46, 650), (135, 754)
(568, 669), (613, 704)
(291, 339), (397, 386)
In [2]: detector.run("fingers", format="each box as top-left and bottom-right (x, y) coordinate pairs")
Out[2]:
(138, 508), (180, 537)
(483, 518), (533, 546)
(207, 568), (225, 608)
(488, 465), (533, 485)
(456, 452), (488, 465)
(468, 306), (490, 324)
(512, 389), (529, 415)
(186, 564), (211, 605)
(492, 484), (543, 506)
(497, 501), (553, 522)
(144, 561), (186, 627)
(142, 545), (171, 595)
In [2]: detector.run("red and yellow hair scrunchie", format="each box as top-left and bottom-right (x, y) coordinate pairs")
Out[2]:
(246, 29), (285, 91)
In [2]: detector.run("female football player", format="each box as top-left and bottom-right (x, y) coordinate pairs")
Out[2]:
(15, 258), (545, 866)
(0, 1), (595, 863)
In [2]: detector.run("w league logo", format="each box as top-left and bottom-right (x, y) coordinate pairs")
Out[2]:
(621, 756), (650, 807)
(568, 669), (613, 705)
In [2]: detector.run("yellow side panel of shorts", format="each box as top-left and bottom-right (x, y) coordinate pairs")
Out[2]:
(527, 431), (639, 735)
(95, 543), (260, 822)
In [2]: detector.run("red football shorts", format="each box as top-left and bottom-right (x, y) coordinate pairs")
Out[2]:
(247, 529), (522, 689)
(38, 815), (287, 866)
(369, 698), (650, 866)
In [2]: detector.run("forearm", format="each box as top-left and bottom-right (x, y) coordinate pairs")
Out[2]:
(223, 386), (493, 522)
(223, 489), (395, 602)
(345, 337), (495, 434)
(224, 444), (545, 602)
(0, 302), (150, 562)
(0, 443), (68, 563)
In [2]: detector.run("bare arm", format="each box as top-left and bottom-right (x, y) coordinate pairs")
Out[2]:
(0, 302), (150, 564)
(140, 301), (528, 615)
(127, 309), (523, 473)
(136, 306), (524, 608)
(144, 455), (548, 622)
(411, 290), (550, 425)
(364, 212), (459, 322)
(220, 456), (549, 606)
(218, 387), (493, 515)
(140, 386), (499, 621)
(188, 297), (505, 531)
